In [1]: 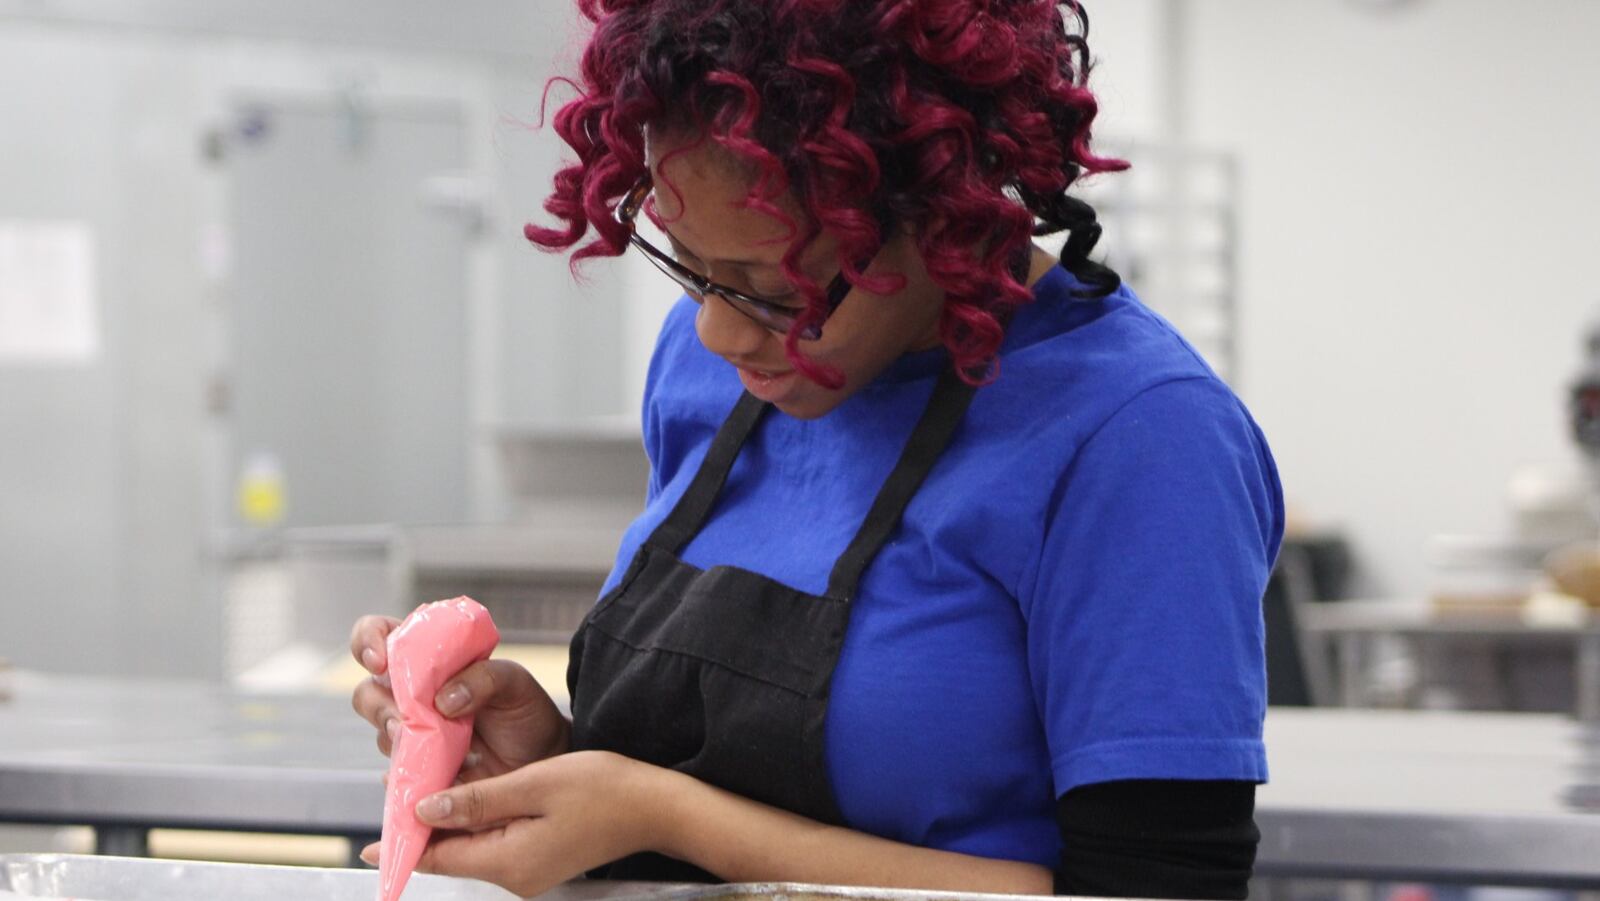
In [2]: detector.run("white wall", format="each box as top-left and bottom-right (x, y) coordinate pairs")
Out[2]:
(0, 0), (560, 59)
(0, 25), (139, 676)
(1079, 0), (1166, 140)
(1176, 0), (1600, 597)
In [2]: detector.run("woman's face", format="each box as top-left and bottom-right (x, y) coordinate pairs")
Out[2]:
(644, 129), (945, 420)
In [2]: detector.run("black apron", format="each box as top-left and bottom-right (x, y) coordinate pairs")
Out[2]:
(566, 367), (978, 883)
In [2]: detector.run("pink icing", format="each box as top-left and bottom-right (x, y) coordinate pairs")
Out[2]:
(378, 597), (500, 901)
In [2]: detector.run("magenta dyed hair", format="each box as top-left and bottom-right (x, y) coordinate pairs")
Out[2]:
(526, 0), (1128, 387)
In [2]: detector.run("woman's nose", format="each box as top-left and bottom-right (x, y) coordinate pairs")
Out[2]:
(694, 293), (770, 361)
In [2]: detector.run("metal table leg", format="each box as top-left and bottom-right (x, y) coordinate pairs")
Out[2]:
(1337, 634), (1365, 707)
(1578, 632), (1600, 724)
(347, 832), (379, 869)
(93, 825), (149, 857)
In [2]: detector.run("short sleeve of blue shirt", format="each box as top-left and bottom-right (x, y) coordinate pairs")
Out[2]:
(1019, 375), (1281, 796)
(600, 266), (1283, 869)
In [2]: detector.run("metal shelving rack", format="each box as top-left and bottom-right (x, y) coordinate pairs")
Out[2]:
(1070, 141), (1242, 385)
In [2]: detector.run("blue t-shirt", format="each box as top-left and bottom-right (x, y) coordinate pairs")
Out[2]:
(599, 266), (1283, 868)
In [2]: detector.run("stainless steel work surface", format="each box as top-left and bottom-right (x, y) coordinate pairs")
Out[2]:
(0, 853), (514, 900)
(0, 674), (381, 834)
(0, 856), (1088, 901)
(4, 676), (1600, 885)
(0, 854), (682, 900)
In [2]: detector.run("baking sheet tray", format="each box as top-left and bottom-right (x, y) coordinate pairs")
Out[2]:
(0, 854), (518, 901)
(650, 887), (1061, 901)
(0, 856), (1068, 901)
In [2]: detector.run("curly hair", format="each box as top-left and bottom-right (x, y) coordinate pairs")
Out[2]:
(526, 0), (1128, 387)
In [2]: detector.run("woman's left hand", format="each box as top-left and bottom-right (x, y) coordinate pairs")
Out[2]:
(360, 750), (667, 897)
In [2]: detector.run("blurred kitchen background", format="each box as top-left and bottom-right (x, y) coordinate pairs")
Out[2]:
(0, 0), (1593, 691)
(2, 0), (1600, 897)
(1, 0), (1593, 686)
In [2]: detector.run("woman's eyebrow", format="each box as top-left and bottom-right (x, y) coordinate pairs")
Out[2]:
(663, 229), (783, 272)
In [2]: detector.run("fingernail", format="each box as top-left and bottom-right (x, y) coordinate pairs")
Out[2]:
(436, 683), (471, 716)
(417, 794), (453, 822)
(463, 751), (482, 769)
(385, 719), (400, 744)
(359, 844), (378, 865)
(361, 647), (379, 670)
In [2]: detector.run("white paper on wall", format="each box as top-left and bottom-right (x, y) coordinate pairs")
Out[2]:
(0, 220), (100, 364)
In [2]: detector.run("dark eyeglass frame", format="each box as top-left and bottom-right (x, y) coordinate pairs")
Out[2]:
(613, 177), (855, 341)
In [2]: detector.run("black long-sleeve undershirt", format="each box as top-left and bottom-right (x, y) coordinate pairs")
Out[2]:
(1054, 779), (1259, 899)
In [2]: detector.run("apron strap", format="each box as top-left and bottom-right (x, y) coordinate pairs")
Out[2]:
(645, 390), (769, 555)
(826, 368), (977, 601)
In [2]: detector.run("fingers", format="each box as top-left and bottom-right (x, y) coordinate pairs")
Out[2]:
(359, 822), (524, 875)
(350, 675), (398, 730)
(458, 740), (488, 780)
(414, 768), (534, 831)
(432, 659), (542, 719)
(376, 719), (399, 758)
(350, 677), (400, 757)
(415, 825), (521, 888)
(349, 615), (402, 675)
(366, 821), (542, 892)
(360, 809), (577, 897)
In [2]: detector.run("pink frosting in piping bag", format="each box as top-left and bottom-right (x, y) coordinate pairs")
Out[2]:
(378, 597), (500, 901)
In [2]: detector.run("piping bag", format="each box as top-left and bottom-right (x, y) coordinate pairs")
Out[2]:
(378, 597), (500, 901)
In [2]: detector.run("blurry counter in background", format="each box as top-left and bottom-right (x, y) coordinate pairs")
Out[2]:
(227, 421), (646, 689)
(1297, 599), (1600, 721)
(402, 520), (627, 643)
(1283, 528), (1600, 719)
(2, 674), (1599, 889)
(230, 515), (626, 692)
(0, 674), (378, 861)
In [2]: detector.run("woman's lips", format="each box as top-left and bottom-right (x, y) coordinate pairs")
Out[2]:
(737, 366), (799, 403)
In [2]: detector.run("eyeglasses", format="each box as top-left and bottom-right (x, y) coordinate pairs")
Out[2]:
(613, 177), (855, 341)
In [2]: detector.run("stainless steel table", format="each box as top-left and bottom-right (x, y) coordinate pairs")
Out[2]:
(1296, 598), (1600, 720)
(2, 676), (1598, 887)
(1258, 707), (1600, 887)
(0, 674), (381, 860)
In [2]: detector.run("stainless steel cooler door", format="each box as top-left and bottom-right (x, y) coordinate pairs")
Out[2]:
(224, 98), (471, 530)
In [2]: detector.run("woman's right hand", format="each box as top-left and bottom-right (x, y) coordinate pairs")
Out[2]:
(349, 615), (571, 782)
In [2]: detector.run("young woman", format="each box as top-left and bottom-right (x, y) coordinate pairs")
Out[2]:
(351, 1), (1281, 897)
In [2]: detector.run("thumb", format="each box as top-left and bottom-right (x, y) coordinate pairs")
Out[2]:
(415, 767), (533, 830)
